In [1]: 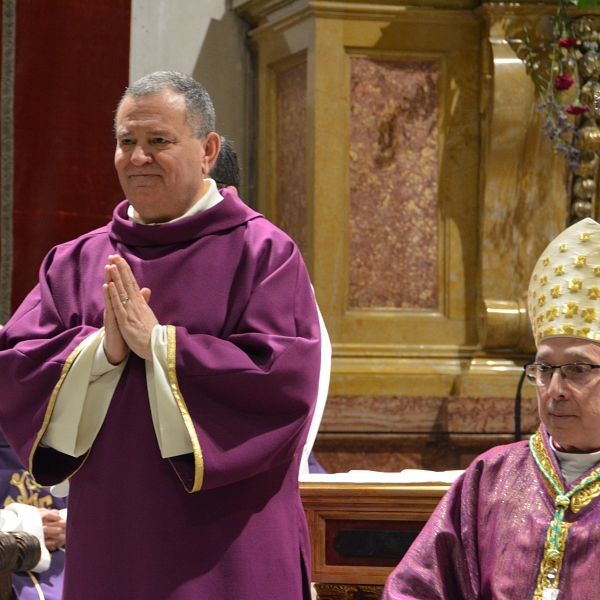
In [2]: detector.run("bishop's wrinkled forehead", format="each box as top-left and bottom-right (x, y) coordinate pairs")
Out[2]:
(528, 218), (600, 347)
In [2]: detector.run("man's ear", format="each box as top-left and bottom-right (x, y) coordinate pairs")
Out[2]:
(201, 132), (221, 175)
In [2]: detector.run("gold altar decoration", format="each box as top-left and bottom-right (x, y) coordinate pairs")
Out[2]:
(511, 0), (600, 223)
(232, 0), (582, 472)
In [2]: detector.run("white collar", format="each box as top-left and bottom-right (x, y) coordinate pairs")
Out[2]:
(127, 178), (222, 225)
(550, 436), (600, 484)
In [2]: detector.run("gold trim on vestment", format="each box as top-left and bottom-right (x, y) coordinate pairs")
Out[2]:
(25, 570), (45, 600)
(531, 429), (600, 599)
(571, 473), (600, 512)
(531, 430), (562, 499)
(532, 521), (572, 600)
(29, 337), (90, 473)
(166, 325), (204, 492)
(531, 429), (566, 599)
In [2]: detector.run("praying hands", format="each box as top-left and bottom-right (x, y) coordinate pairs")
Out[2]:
(103, 254), (158, 364)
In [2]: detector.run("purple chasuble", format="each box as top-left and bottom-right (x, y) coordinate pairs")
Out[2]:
(0, 190), (321, 600)
(0, 431), (65, 600)
(382, 424), (600, 600)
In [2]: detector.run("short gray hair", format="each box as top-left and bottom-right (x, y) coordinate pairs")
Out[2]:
(115, 71), (216, 138)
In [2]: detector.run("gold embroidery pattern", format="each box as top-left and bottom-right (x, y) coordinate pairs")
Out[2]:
(4, 472), (53, 508)
(588, 285), (600, 299)
(575, 255), (588, 268)
(570, 470), (600, 513)
(531, 429), (562, 500)
(532, 521), (571, 600)
(530, 429), (600, 600)
(577, 326), (592, 338)
(582, 306), (599, 323)
(581, 232), (591, 242)
(563, 301), (578, 318)
(559, 323), (574, 335)
(551, 286), (561, 299)
(166, 325), (204, 493)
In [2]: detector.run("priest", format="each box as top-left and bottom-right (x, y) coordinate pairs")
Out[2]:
(0, 429), (66, 600)
(383, 217), (600, 600)
(0, 71), (322, 599)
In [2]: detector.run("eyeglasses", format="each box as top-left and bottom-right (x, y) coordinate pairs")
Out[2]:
(524, 362), (600, 387)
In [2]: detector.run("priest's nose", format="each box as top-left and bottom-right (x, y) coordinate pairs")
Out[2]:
(547, 368), (570, 398)
(130, 144), (153, 166)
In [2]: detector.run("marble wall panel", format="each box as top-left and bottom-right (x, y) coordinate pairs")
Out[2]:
(276, 61), (307, 256)
(313, 433), (520, 473)
(315, 450), (423, 474)
(320, 395), (539, 434)
(349, 57), (439, 310)
(447, 396), (539, 434)
(319, 396), (446, 433)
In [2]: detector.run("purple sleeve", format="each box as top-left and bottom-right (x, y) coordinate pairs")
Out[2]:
(169, 244), (322, 491)
(381, 468), (481, 600)
(0, 249), (98, 483)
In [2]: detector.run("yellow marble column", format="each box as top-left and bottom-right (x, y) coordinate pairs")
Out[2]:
(233, 0), (588, 472)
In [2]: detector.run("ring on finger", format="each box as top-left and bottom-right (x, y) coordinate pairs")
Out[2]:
(121, 297), (130, 306)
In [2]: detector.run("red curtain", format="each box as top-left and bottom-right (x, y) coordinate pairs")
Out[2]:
(9, 0), (131, 311)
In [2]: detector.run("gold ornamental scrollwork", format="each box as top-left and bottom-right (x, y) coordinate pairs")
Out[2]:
(530, 429), (563, 500)
(571, 474), (600, 512)
(314, 583), (384, 600)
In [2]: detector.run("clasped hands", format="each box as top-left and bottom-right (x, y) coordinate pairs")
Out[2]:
(103, 255), (159, 365)
(39, 508), (66, 551)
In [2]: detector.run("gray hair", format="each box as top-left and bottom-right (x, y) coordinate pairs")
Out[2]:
(115, 71), (216, 138)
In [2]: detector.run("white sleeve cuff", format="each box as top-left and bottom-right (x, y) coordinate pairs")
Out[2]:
(146, 325), (193, 458)
(41, 329), (126, 457)
(91, 333), (124, 380)
(0, 504), (50, 573)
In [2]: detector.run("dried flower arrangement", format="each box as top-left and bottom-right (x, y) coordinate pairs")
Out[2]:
(525, 0), (600, 221)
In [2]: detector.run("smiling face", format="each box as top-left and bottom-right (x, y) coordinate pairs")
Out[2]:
(114, 89), (219, 223)
(536, 337), (600, 452)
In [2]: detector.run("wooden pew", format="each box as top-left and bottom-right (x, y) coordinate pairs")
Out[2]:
(301, 482), (449, 600)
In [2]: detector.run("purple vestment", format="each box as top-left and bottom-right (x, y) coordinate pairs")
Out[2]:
(0, 431), (65, 600)
(0, 191), (321, 599)
(382, 424), (600, 600)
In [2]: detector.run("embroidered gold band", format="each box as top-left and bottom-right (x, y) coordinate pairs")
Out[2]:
(29, 337), (89, 473)
(166, 325), (204, 492)
(530, 428), (600, 599)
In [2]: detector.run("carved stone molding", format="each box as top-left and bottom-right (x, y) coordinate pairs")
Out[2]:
(478, 297), (536, 353)
(315, 583), (384, 600)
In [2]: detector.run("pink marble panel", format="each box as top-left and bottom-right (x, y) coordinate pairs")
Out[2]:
(349, 57), (440, 309)
(312, 433), (520, 473)
(319, 395), (446, 433)
(320, 395), (540, 434)
(315, 451), (422, 474)
(447, 396), (539, 434)
(276, 62), (307, 256)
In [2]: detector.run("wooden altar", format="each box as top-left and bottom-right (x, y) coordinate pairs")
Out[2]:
(300, 482), (450, 599)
